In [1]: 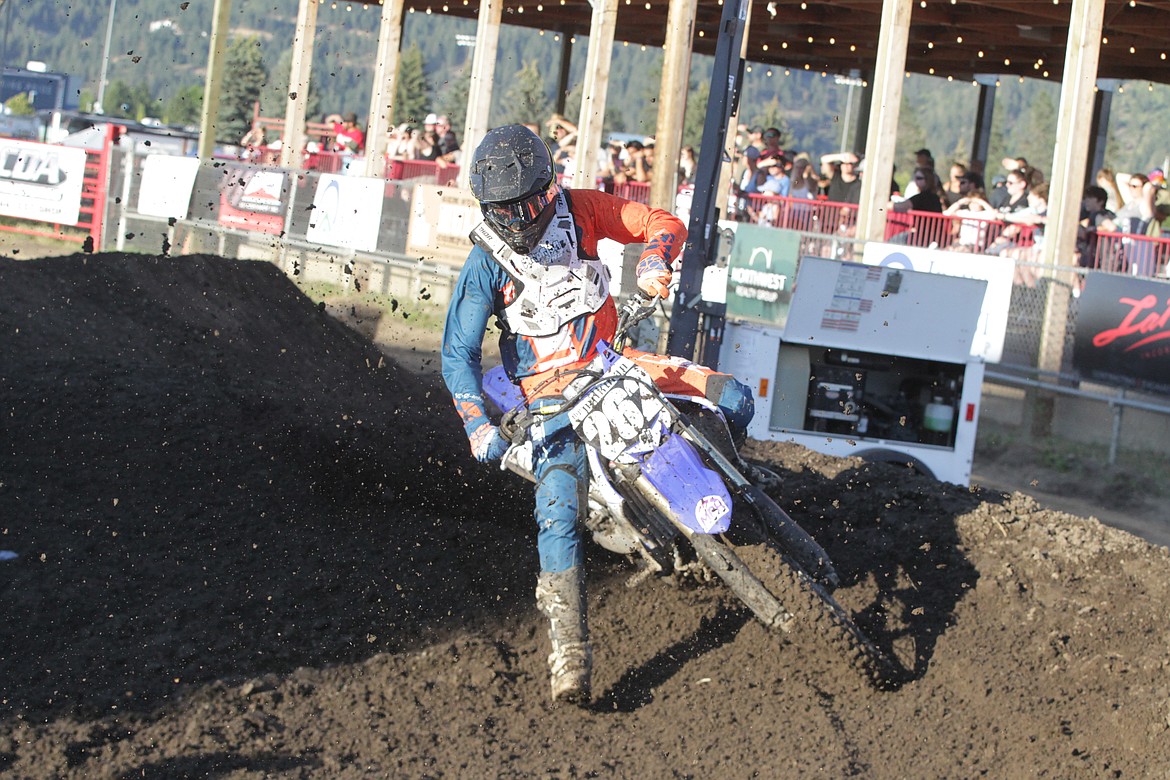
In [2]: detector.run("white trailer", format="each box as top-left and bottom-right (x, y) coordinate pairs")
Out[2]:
(719, 256), (989, 485)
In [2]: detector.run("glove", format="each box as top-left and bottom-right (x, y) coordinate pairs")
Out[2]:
(637, 270), (672, 299)
(469, 423), (510, 463)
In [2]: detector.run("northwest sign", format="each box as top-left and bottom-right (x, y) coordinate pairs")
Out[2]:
(724, 224), (800, 326)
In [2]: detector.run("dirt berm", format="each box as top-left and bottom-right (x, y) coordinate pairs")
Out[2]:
(1, 253), (1167, 778)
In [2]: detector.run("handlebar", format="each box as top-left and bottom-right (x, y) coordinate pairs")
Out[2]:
(612, 292), (658, 354)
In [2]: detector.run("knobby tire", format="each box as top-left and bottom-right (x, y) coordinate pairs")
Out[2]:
(689, 531), (898, 690)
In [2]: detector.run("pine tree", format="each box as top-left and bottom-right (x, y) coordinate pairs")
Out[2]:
(495, 61), (552, 127)
(164, 85), (204, 127)
(260, 49), (321, 124)
(438, 68), (470, 131)
(393, 44), (431, 125)
(218, 36), (268, 144)
(103, 80), (153, 120)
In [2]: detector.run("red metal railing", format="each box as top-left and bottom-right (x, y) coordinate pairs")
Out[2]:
(740, 193), (860, 235)
(1092, 231), (1170, 277)
(613, 181), (651, 204)
(385, 158), (461, 186)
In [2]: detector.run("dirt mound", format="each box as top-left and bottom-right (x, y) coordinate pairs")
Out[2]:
(1, 254), (1167, 778)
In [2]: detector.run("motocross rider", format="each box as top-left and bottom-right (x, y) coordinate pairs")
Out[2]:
(441, 124), (755, 705)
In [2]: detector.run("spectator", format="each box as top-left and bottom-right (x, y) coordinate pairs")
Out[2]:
(1104, 173), (1156, 236)
(902, 148), (937, 197)
(327, 112), (365, 153)
(1077, 184), (1116, 268)
(788, 157), (818, 201)
(1000, 183), (1050, 281)
(615, 140), (652, 184)
(941, 162), (969, 206)
(434, 115), (460, 165)
(385, 123), (417, 159)
(989, 156), (1029, 208)
(987, 182), (1049, 261)
(821, 151), (863, 204)
(758, 154), (791, 198)
(890, 166), (944, 214)
(597, 139), (625, 192)
(943, 188), (996, 252)
(239, 123), (266, 161)
(760, 127), (784, 159)
(739, 127), (764, 185)
(996, 170), (1031, 214)
(546, 113), (578, 169)
(1094, 167), (1125, 213)
(677, 145), (698, 186)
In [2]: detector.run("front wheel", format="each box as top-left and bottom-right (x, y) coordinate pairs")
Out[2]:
(689, 532), (899, 690)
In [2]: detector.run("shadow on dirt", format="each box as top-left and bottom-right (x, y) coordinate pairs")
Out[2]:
(755, 456), (1001, 684)
(594, 605), (751, 713)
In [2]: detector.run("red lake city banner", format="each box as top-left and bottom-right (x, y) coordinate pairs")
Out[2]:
(1072, 272), (1170, 396)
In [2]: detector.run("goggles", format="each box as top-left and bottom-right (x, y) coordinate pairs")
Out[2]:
(483, 184), (559, 233)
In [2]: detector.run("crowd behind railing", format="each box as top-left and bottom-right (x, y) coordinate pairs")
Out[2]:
(237, 107), (1170, 281)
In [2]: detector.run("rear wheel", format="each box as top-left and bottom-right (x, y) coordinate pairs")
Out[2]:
(690, 530), (898, 690)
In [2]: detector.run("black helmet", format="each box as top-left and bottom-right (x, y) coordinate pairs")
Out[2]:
(469, 124), (559, 254)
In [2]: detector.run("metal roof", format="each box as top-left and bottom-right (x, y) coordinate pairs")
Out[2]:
(379, 0), (1170, 84)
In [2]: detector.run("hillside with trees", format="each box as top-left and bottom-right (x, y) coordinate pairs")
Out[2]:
(2, 0), (1167, 174)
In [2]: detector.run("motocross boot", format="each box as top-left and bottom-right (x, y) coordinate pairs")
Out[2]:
(535, 567), (592, 705)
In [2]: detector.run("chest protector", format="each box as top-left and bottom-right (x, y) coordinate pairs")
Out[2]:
(470, 193), (610, 337)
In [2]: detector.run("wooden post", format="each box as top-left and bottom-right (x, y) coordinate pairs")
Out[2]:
(463, 0), (504, 175)
(280, 0), (318, 168)
(1032, 0), (1105, 435)
(364, 0), (406, 178)
(197, 0), (232, 159)
(649, 0), (697, 212)
(572, 0), (618, 193)
(856, 0), (912, 242)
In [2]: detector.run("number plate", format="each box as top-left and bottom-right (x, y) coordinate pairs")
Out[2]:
(567, 357), (671, 461)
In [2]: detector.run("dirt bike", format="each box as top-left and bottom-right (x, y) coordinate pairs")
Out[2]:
(482, 294), (897, 689)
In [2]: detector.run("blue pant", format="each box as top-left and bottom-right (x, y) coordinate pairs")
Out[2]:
(529, 378), (754, 574)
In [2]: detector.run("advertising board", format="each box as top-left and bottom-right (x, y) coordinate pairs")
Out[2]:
(137, 155), (200, 219)
(1072, 272), (1170, 396)
(305, 174), (384, 252)
(0, 138), (86, 224)
(723, 224), (800, 327)
(217, 166), (289, 235)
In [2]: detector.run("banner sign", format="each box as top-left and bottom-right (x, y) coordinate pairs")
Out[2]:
(0, 139), (86, 224)
(305, 173), (383, 252)
(217, 166), (288, 235)
(138, 154), (199, 219)
(724, 224), (800, 326)
(1072, 272), (1170, 396)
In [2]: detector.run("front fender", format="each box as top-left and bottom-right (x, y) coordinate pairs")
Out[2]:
(641, 433), (731, 534)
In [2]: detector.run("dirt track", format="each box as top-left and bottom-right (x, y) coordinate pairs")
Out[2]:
(1, 254), (1168, 778)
